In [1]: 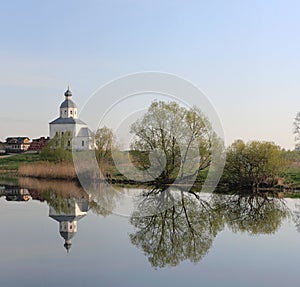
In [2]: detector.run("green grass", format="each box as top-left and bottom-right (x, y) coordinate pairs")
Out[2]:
(284, 166), (300, 186)
(0, 153), (40, 171)
(284, 192), (300, 199)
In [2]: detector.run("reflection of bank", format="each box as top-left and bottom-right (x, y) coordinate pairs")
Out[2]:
(0, 185), (30, 202)
(49, 197), (88, 253)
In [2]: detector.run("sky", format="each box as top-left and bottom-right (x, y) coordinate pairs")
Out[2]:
(0, 0), (299, 149)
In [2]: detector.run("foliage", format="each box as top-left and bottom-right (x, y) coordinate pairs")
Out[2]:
(40, 133), (72, 162)
(294, 111), (300, 150)
(130, 101), (220, 184)
(281, 149), (300, 162)
(94, 126), (113, 162)
(222, 140), (289, 189)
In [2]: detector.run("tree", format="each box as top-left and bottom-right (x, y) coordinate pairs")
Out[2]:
(294, 112), (300, 151)
(40, 132), (72, 162)
(94, 126), (113, 162)
(222, 140), (289, 189)
(129, 101), (220, 184)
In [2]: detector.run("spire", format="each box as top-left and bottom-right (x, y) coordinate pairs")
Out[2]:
(64, 85), (72, 98)
(64, 240), (72, 254)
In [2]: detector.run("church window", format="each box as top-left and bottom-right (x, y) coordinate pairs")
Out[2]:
(82, 140), (85, 147)
(70, 110), (72, 115)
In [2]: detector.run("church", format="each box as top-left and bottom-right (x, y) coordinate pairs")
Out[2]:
(49, 87), (94, 150)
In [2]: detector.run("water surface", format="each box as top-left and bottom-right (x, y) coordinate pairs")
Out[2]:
(0, 178), (299, 287)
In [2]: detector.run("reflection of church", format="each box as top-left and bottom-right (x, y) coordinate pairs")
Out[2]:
(49, 197), (89, 253)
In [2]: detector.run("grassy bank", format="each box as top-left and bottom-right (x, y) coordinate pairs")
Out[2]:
(0, 153), (40, 175)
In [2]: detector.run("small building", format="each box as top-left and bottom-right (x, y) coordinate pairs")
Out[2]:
(28, 137), (50, 152)
(5, 137), (30, 153)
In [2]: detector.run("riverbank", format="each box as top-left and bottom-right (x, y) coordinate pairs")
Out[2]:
(2, 152), (300, 197)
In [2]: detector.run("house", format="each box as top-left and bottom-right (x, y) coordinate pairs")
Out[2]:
(28, 136), (50, 152)
(5, 137), (30, 153)
(49, 87), (94, 150)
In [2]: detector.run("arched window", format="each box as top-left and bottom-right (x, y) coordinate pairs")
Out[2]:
(82, 140), (85, 147)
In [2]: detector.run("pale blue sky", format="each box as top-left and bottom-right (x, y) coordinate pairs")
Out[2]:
(0, 0), (299, 149)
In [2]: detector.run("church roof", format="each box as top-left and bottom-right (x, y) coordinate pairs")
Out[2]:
(49, 214), (86, 222)
(77, 127), (93, 137)
(60, 99), (77, 109)
(60, 231), (76, 241)
(49, 117), (87, 125)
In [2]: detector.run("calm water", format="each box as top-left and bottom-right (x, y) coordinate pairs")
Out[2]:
(1, 178), (300, 287)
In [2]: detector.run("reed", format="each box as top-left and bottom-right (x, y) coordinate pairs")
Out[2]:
(18, 161), (77, 180)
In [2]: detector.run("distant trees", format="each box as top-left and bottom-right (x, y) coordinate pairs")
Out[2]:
(222, 140), (289, 189)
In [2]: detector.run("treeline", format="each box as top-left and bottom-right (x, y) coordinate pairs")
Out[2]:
(21, 101), (300, 191)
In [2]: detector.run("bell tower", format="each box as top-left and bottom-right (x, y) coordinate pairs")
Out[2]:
(59, 87), (78, 119)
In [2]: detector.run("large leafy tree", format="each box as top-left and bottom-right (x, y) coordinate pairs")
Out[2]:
(129, 101), (219, 184)
(222, 140), (288, 189)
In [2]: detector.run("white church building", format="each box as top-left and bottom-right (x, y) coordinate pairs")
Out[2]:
(49, 87), (94, 150)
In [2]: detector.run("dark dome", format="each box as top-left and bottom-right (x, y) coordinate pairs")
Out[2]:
(64, 241), (72, 253)
(60, 231), (76, 241)
(60, 99), (77, 109)
(64, 88), (72, 97)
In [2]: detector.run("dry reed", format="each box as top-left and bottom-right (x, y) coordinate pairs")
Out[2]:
(18, 161), (77, 180)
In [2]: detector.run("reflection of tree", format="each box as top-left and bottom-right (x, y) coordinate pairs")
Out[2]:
(85, 182), (124, 217)
(130, 189), (224, 268)
(212, 193), (290, 235)
(292, 203), (300, 232)
(130, 189), (292, 268)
